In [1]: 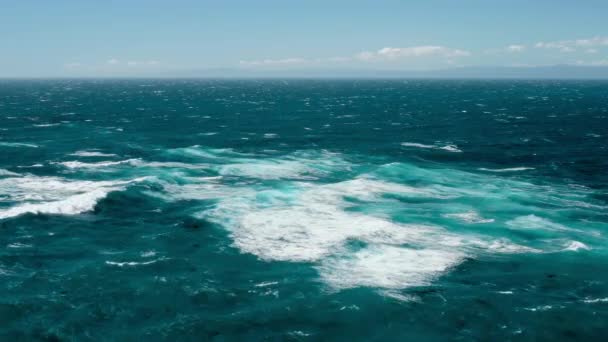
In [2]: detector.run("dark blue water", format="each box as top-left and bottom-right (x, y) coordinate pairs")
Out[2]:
(1, 79), (607, 340)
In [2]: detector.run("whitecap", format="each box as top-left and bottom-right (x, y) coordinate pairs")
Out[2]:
(202, 177), (468, 289)
(442, 211), (495, 224)
(218, 160), (320, 180)
(439, 145), (462, 153)
(400, 142), (436, 149)
(140, 250), (157, 258)
(477, 239), (541, 254)
(318, 246), (463, 289)
(0, 176), (148, 219)
(0, 142), (39, 148)
(506, 215), (577, 233)
(254, 281), (278, 287)
(0, 188), (112, 219)
(478, 167), (535, 172)
(105, 258), (163, 267)
(69, 151), (118, 157)
(0, 169), (20, 177)
(7, 242), (33, 248)
(56, 158), (140, 169)
(563, 241), (590, 251)
(33, 123), (61, 127)
(401, 142), (462, 153)
(582, 297), (608, 303)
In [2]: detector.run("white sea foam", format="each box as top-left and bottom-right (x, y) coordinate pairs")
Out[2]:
(506, 215), (576, 232)
(0, 176), (148, 219)
(140, 250), (157, 258)
(148, 151), (577, 290)
(0, 188), (111, 219)
(563, 241), (590, 251)
(105, 258), (163, 267)
(0, 142), (39, 148)
(582, 297), (608, 303)
(438, 145), (462, 153)
(254, 281), (278, 287)
(218, 160), (319, 180)
(56, 158), (141, 169)
(140, 148), (595, 290)
(0, 169), (20, 177)
(401, 142), (436, 149)
(69, 151), (118, 157)
(442, 211), (495, 224)
(478, 239), (541, 254)
(401, 142), (462, 153)
(33, 123), (61, 127)
(201, 176), (470, 289)
(7, 242), (33, 248)
(318, 246), (463, 289)
(478, 167), (535, 172)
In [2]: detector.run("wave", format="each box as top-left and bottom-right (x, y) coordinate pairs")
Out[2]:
(0, 176), (148, 219)
(199, 172), (548, 289)
(132, 148), (600, 290)
(69, 150), (118, 157)
(55, 158), (141, 169)
(105, 258), (165, 267)
(318, 245), (463, 289)
(478, 167), (535, 172)
(582, 297), (608, 304)
(506, 215), (578, 233)
(4, 145), (600, 291)
(442, 211), (495, 224)
(0, 188), (112, 219)
(563, 241), (591, 251)
(33, 123), (61, 127)
(401, 142), (462, 153)
(0, 142), (39, 148)
(0, 169), (20, 177)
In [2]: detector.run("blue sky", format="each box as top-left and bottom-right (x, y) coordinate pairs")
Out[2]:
(1, 0), (607, 76)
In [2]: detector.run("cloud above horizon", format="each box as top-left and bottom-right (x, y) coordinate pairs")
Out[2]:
(239, 45), (471, 68)
(238, 36), (607, 70)
(535, 36), (608, 53)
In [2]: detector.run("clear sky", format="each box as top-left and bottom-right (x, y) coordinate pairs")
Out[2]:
(1, 0), (607, 77)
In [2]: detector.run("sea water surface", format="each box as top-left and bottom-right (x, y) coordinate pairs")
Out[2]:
(1, 79), (607, 340)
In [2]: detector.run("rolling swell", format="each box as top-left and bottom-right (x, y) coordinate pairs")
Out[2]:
(1, 147), (604, 291)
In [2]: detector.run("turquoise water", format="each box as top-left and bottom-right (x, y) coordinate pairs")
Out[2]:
(1, 79), (607, 340)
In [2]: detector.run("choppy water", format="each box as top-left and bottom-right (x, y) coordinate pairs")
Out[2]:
(1, 79), (607, 340)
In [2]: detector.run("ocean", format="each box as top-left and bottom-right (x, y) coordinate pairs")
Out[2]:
(1, 79), (607, 340)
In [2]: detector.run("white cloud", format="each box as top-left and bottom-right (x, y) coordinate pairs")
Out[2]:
(575, 59), (608, 66)
(507, 44), (525, 52)
(107, 58), (119, 65)
(535, 36), (608, 53)
(372, 45), (470, 59)
(239, 45), (470, 68)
